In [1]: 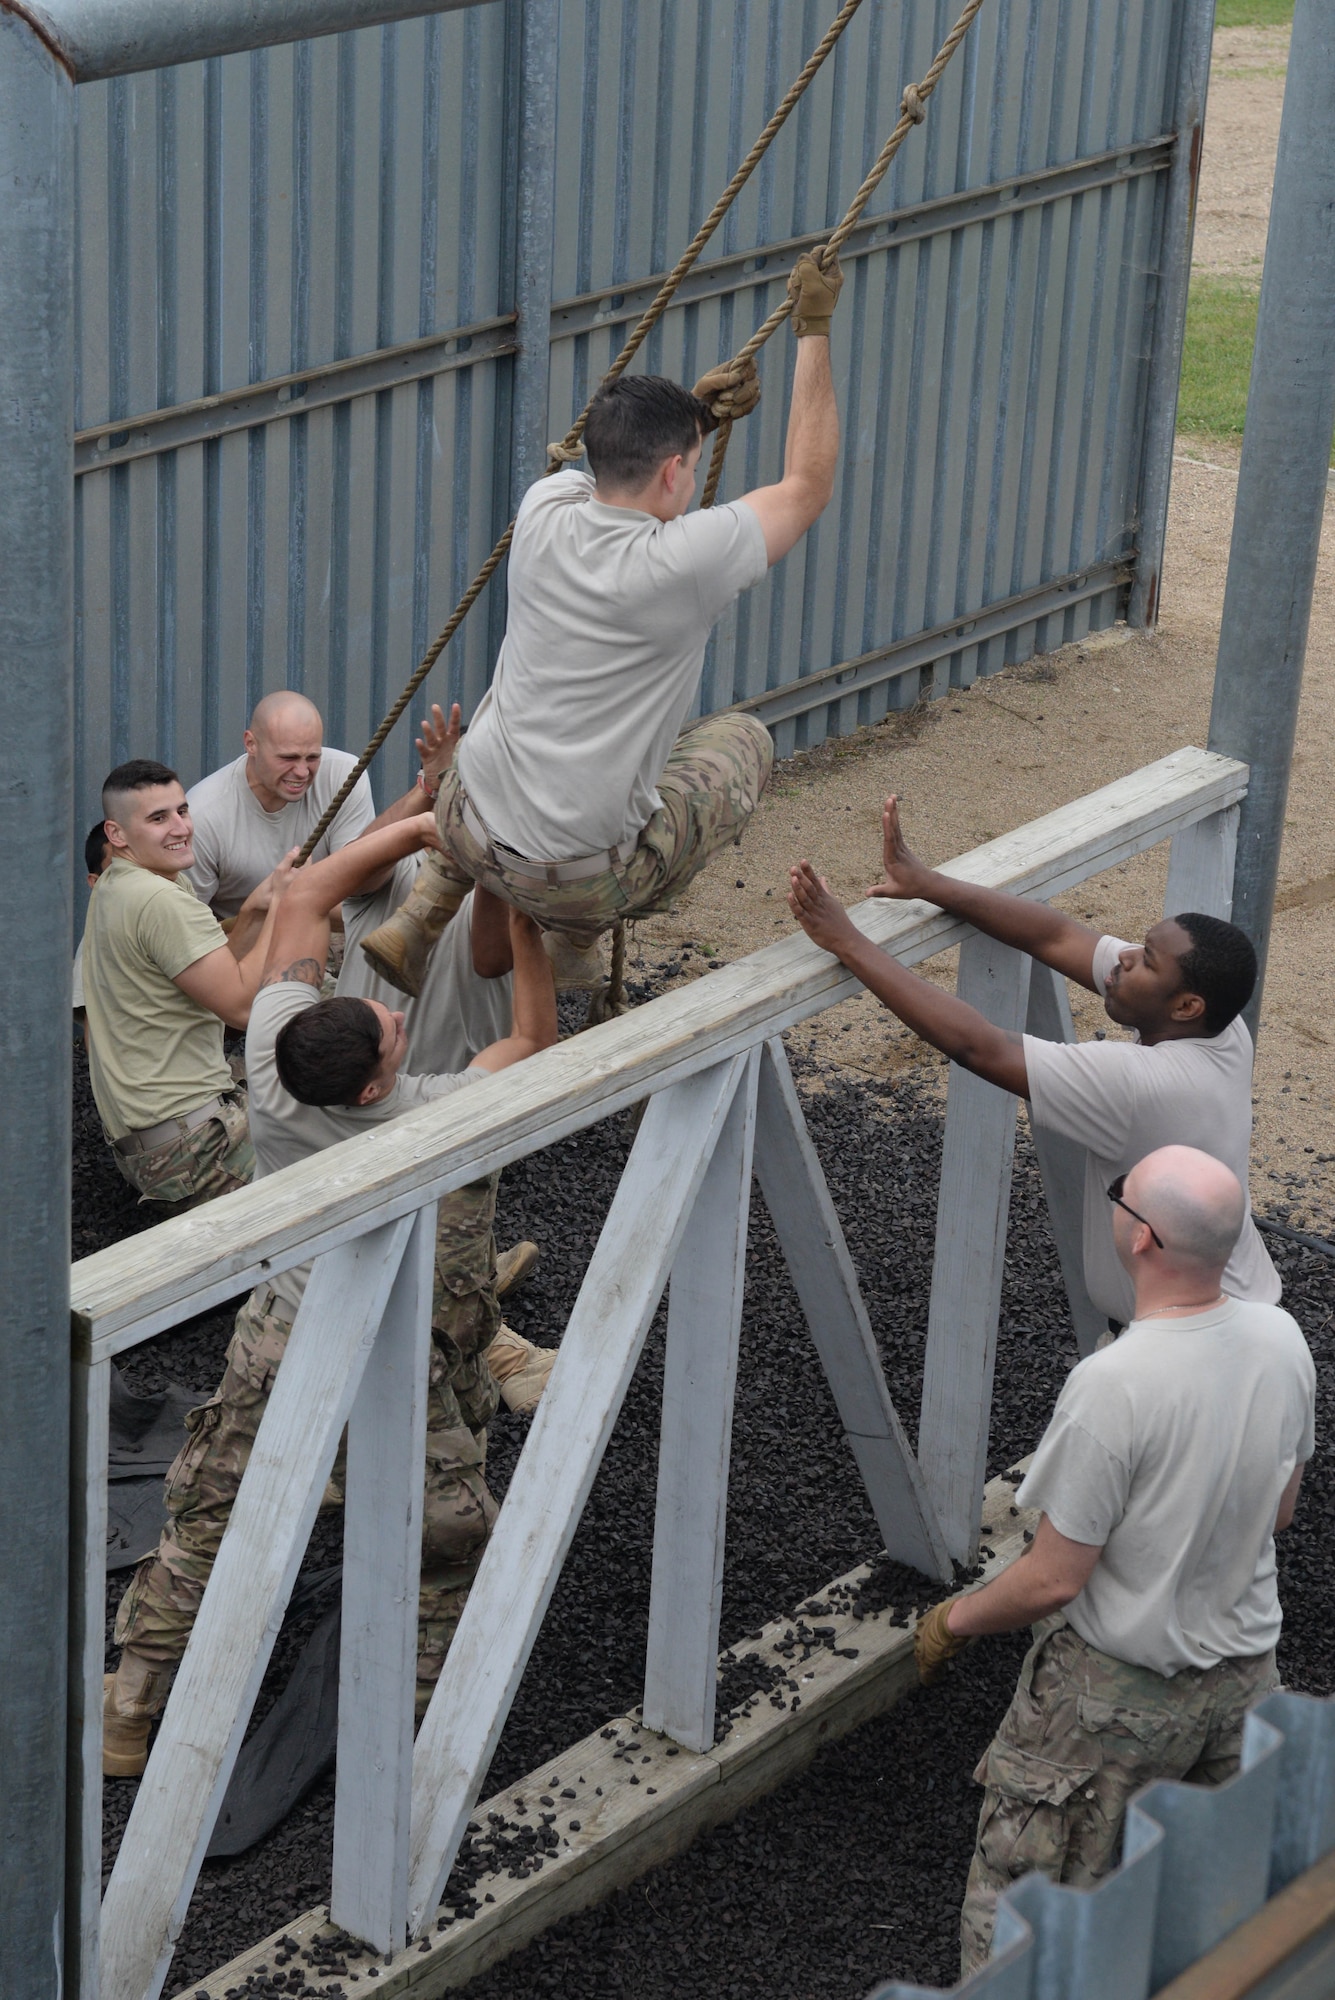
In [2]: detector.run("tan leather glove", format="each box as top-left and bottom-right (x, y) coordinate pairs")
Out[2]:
(787, 248), (844, 337)
(914, 1596), (974, 1686)
(691, 356), (762, 434)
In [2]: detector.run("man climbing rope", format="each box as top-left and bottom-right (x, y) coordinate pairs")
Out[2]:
(359, 247), (844, 998)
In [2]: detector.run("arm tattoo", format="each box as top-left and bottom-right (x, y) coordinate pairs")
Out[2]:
(260, 956), (324, 989)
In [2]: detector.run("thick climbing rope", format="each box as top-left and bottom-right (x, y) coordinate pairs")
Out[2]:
(295, 0), (869, 863)
(698, 0), (990, 507)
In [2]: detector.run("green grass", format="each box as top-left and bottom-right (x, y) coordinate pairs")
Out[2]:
(1178, 276), (1259, 444)
(1178, 274), (1335, 463)
(1213, 0), (1292, 26)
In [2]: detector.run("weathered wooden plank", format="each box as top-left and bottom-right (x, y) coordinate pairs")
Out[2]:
(75, 750), (1248, 1357)
(405, 1057), (748, 1936)
(643, 1049), (760, 1753)
(182, 1473), (1037, 2000)
(330, 1204), (436, 1954)
(1164, 803), (1239, 922)
(67, 1355), (110, 2000)
(752, 1039), (952, 1581)
(99, 1219), (415, 2000)
(919, 937), (1033, 1564)
(1024, 965), (1106, 1360)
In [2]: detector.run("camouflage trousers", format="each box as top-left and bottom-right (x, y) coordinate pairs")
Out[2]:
(960, 1621), (1279, 1974)
(115, 1175), (502, 1704)
(419, 710), (773, 947)
(113, 1085), (254, 1211)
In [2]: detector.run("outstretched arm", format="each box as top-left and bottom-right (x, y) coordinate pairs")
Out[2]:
(787, 861), (1030, 1098)
(739, 252), (841, 565)
(261, 814), (440, 985)
(470, 911), (558, 1072)
(361, 702), (463, 849)
(173, 851), (297, 1029)
(872, 796), (1102, 991)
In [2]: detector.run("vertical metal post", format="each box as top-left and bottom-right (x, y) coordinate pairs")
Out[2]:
(1127, 0), (1216, 628)
(0, 12), (75, 1998)
(508, 0), (559, 512)
(1207, 0), (1335, 1033)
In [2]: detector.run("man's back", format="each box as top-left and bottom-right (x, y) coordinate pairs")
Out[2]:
(1020, 1297), (1315, 1675)
(82, 858), (233, 1140)
(456, 468), (767, 861)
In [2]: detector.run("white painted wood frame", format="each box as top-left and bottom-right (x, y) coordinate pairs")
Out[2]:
(67, 1354), (110, 2000)
(71, 751), (1249, 1363)
(1024, 965), (1106, 1360)
(1164, 803), (1239, 921)
(330, 1203), (436, 1953)
(98, 1218), (415, 2000)
(405, 1055), (749, 1937)
(643, 1049), (761, 1752)
(918, 936), (1033, 1563)
(751, 1039), (953, 1582)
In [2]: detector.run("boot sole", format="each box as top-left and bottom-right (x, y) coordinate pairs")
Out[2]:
(495, 1241), (541, 1298)
(359, 933), (424, 999)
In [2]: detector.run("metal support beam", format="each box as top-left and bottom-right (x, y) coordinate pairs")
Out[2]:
(507, 0), (559, 512)
(21, 0), (490, 84)
(1207, 0), (1335, 1035)
(0, 14), (74, 1997)
(1127, 0), (1216, 628)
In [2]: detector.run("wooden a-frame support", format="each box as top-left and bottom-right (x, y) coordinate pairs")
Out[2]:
(81, 781), (1244, 1999)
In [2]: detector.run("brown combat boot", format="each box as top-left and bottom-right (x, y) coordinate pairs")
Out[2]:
(359, 851), (464, 998)
(484, 1323), (559, 1414)
(103, 1650), (170, 1778)
(495, 1239), (540, 1298)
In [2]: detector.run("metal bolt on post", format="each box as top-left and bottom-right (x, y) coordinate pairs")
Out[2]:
(1207, 0), (1335, 1037)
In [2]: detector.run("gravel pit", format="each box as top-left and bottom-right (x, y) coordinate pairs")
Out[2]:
(83, 976), (1334, 2000)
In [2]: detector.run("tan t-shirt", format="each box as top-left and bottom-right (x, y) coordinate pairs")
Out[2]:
(1018, 1297), (1315, 1675)
(81, 858), (233, 1140)
(1024, 934), (1279, 1325)
(337, 881), (512, 1077)
(186, 750), (376, 919)
(245, 980), (485, 1309)
(456, 469), (769, 860)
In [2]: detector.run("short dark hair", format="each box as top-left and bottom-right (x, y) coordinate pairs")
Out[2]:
(1170, 912), (1258, 1035)
(102, 759), (181, 818)
(583, 375), (709, 491)
(85, 820), (113, 877)
(275, 996), (383, 1106)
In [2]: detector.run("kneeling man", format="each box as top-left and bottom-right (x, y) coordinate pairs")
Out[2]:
(103, 814), (557, 1773)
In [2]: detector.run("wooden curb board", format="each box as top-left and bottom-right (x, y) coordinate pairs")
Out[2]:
(180, 1473), (1035, 1999)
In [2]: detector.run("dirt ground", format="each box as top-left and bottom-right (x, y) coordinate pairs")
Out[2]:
(630, 18), (1334, 1237)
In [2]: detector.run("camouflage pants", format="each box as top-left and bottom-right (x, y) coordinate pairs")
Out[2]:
(421, 710), (773, 946)
(115, 1175), (501, 1704)
(113, 1086), (254, 1210)
(960, 1621), (1279, 1974)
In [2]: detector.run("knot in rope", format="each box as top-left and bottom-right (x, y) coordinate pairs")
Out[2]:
(901, 82), (926, 124)
(546, 439), (585, 468)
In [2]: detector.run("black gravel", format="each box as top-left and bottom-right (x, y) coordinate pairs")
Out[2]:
(81, 983), (1335, 2000)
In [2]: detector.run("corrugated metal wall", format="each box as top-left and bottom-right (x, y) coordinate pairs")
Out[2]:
(72, 0), (1190, 911)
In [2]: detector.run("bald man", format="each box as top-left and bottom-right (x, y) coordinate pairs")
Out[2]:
(186, 692), (456, 922)
(911, 1146), (1315, 1974)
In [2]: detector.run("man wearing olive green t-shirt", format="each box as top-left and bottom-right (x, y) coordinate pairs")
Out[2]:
(81, 759), (290, 1210)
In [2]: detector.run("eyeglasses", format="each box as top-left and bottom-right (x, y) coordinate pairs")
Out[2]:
(1106, 1174), (1164, 1250)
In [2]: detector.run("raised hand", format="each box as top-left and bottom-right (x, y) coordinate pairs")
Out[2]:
(786, 860), (862, 959)
(868, 795), (929, 901)
(417, 701), (462, 791)
(690, 356), (762, 434)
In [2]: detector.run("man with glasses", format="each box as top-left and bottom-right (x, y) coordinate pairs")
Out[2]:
(786, 796), (1279, 1330)
(910, 1145), (1314, 1971)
